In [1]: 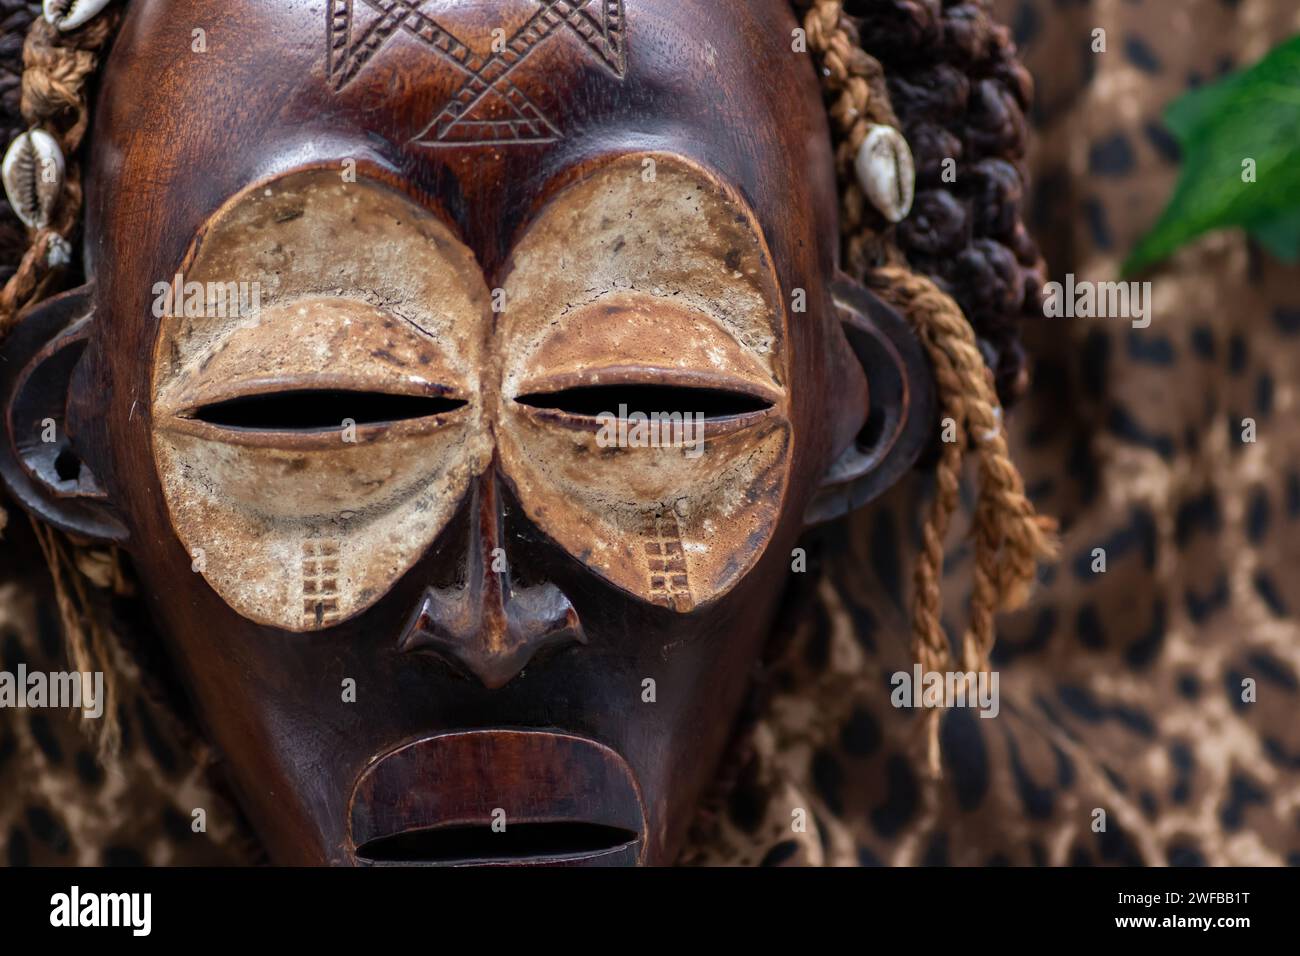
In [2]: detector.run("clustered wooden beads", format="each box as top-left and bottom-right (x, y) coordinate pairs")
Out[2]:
(797, 0), (1044, 408)
(862, 0), (1045, 406)
(796, 0), (1057, 776)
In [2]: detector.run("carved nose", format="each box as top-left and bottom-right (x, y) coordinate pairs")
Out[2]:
(398, 471), (584, 689)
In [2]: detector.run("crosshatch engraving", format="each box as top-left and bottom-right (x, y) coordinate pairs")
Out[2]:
(643, 508), (692, 612)
(327, 0), (627, 145)
(302, 538), (343, 628)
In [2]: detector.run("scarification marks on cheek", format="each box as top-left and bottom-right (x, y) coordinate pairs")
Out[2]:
(302, 538), (343, 629)
(644, 506), (693, 613)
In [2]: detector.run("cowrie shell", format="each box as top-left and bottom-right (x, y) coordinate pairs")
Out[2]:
(47, 234), (73, 268)
(43, 0), (112, 32)
(2, 129), (65, 231)
(855, 124), (916, 224)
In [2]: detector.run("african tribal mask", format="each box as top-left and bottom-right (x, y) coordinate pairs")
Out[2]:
(0, 0), (936, 865)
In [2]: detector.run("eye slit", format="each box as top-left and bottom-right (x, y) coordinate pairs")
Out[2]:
(515, 384), (772, 421)
(191, 389), (467, 432)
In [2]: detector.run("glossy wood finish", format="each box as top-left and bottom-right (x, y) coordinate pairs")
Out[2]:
(0, 0), (935, 865)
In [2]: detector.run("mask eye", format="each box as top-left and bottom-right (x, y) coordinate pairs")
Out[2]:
(191, 389), (468, 433)
(515, 384), (773, 422)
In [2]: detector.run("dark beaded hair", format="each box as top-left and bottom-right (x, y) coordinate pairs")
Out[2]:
(846, 0), (1045, 406)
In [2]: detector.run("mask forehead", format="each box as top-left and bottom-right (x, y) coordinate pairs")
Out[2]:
(87, 0), (836, 289)
(326, 0), (631, 147)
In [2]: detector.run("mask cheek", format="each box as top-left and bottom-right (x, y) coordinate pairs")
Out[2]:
(498, 410), (790, 611)
(153, 419), (489, 632)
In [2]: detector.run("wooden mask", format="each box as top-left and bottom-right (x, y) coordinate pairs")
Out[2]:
(0, 0), (934, 865)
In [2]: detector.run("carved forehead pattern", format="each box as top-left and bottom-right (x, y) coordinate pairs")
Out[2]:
(151, 156), (790, 632)
(327, 0), (628, 146)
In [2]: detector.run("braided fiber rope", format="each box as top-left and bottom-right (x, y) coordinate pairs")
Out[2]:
(799, 0), (903, 277)
(0, 5), (122, 750)
(29, 513), (123, 754)
(798, 0), (1056, 773)
(811, 0), (1048, 408)
(868, 266), (1057, 661)
(0, 9), (117, 338)
(0, 1), (40, 283)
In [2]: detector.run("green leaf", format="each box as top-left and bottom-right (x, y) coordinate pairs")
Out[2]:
(1250, 204), (1300, 260)
(1124, 34), (1300, 277)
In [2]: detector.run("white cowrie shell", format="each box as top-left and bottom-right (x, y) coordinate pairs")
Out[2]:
(855, 124), (916, 224)
(47, 234), (73, 269)
(2, 129), (65, 230)
(43, 0), (112, 32)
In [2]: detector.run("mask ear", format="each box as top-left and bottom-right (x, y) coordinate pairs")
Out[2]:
(0, 283), (127, 543)
(805, 274), (936, 526)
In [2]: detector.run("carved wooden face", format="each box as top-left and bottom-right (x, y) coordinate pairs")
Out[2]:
(152, 158), (789, 630)
(0, 0), (933, 865)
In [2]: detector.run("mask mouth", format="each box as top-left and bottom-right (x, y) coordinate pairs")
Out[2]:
(354, 821), (639, 865)
(349, 730), (646, 867)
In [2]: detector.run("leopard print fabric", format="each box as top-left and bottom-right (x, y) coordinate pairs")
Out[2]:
(0, 518), (255, 865)
(3, 0), (1300, 866)
(681, 0), (1300, 866)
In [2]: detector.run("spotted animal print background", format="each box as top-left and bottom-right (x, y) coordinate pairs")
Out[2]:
(3, 0), (1300, 867)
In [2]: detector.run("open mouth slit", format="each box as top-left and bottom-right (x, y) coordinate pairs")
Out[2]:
(354, 821), (639, 865)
